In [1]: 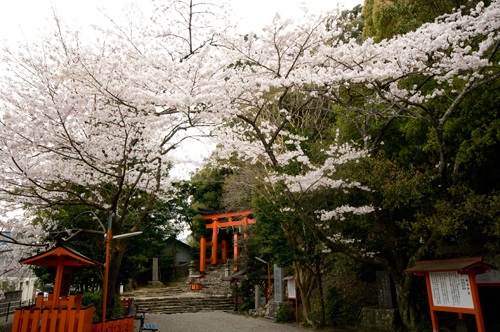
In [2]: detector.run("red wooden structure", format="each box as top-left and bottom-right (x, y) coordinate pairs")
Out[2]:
(405, 257), (496, 332)
(12, 241), (134, 332)
(199, 209), (255, 272)
(222, 270), (272, 307)
(188, 274), (205, 290)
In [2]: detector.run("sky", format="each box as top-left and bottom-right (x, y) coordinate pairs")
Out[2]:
(0, 0), (364, 46)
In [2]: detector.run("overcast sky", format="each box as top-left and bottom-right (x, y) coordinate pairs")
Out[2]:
(0, 0), (363, 46)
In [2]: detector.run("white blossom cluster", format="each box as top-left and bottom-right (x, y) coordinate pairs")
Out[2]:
(326, 233), (379, 258)
(0, 208), (47, 299)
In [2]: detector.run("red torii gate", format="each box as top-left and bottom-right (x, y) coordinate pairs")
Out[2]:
(199, 209), (255, 272)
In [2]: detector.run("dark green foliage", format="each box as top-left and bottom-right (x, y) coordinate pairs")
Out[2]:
(275, 304), (296, 323)
(324, 287), (346, 327)
(186, 166), (233, 242)
(363, 0), (490, 41)
(237, 297), (255, 312)
(329, 4), (366, 44)
(81, 291), (124, 321)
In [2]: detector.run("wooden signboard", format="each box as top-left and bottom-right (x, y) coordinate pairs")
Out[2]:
(287, 278), (296, 299)
(476, 269), (500, 286)
(405, 257), (497, 332)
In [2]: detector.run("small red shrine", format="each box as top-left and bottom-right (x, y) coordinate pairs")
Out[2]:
(12, 241), (134, 332)
(199, 209), (255, 272)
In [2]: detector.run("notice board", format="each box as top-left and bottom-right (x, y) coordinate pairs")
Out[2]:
(429, 272), (474, 309)
(476, 269), (500, 284)
(287, 278), (296, 299)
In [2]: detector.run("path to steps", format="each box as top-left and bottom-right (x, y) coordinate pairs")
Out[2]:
(133, 311), (308, 332)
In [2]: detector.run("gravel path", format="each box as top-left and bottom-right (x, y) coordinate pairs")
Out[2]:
(136, 311), (307, 332)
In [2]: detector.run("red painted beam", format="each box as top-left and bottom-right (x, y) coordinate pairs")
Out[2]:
(201, 209), (253, 219)
(206, 219), (256, 229)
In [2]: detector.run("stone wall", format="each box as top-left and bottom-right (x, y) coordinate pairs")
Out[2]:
(0, 291), (22, 303)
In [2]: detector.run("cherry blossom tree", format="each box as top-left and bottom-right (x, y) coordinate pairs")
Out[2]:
(0, 210), (47, 300)
(213, 2), (500, 328)
(0, 0), (224, 315)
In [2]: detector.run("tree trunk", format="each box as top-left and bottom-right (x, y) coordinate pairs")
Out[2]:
(293, 262), (312, 324)
(60, 267), (73, 297)
(103, 238), (128, 318)
(392, 272), (424, 331)
(314, 259), (326, 326)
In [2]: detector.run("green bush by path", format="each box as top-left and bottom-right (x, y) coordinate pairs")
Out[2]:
(275, 304), (296, 323)
(81, 291), (125, 321)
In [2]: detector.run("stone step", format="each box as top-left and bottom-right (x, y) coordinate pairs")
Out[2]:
(144, 305), (234, 314)
(122, 261), (237, 315)
(135, 299), (233, 306)
(144, 303), (234, 310)
(136, 301), (232, 307)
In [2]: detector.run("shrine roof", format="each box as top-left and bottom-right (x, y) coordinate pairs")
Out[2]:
(404, 257), (496, 274)
(19, 240), (103, 268)
(221, 270), (272, 281)
(221, 269), (247, 281)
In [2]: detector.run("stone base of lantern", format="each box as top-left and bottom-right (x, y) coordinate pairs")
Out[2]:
(361, 307), (402, 332)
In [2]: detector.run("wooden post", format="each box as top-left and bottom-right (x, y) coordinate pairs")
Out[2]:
(200, 236), (206, 272)
(211, 219), (218, 265)
(424, 275), (439, 332)
(233, 234), (239, 271)
(222, 240), (227, 263)
(295, 281), (298, 323)
(102, 211), (113, 332)
(243, 216), (248, 239)
(268, 262), (271, 302)
(469, 271), (485, 332)
(255, 284), (260, 310)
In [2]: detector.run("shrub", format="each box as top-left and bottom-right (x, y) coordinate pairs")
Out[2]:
(325, 286), (347, 328)
(81, 291), (124, 321)
(237, 297), (255, 312)
(275, 304), (296, 323)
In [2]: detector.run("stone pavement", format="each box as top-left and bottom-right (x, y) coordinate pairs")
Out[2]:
(135, 311), (307, 332)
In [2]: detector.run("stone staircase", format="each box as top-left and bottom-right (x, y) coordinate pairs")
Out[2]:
(199, 260), (233, 296)
(122, 262), (235, 314)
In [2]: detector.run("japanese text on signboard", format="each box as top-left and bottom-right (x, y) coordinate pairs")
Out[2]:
(429, 272), (474, 309)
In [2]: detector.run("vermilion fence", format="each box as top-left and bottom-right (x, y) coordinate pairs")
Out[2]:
(11, 293), (134, 332)
(12, 304), (95, 332)
(89, 298), (134, 332)
(90, 316), (134, 332)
